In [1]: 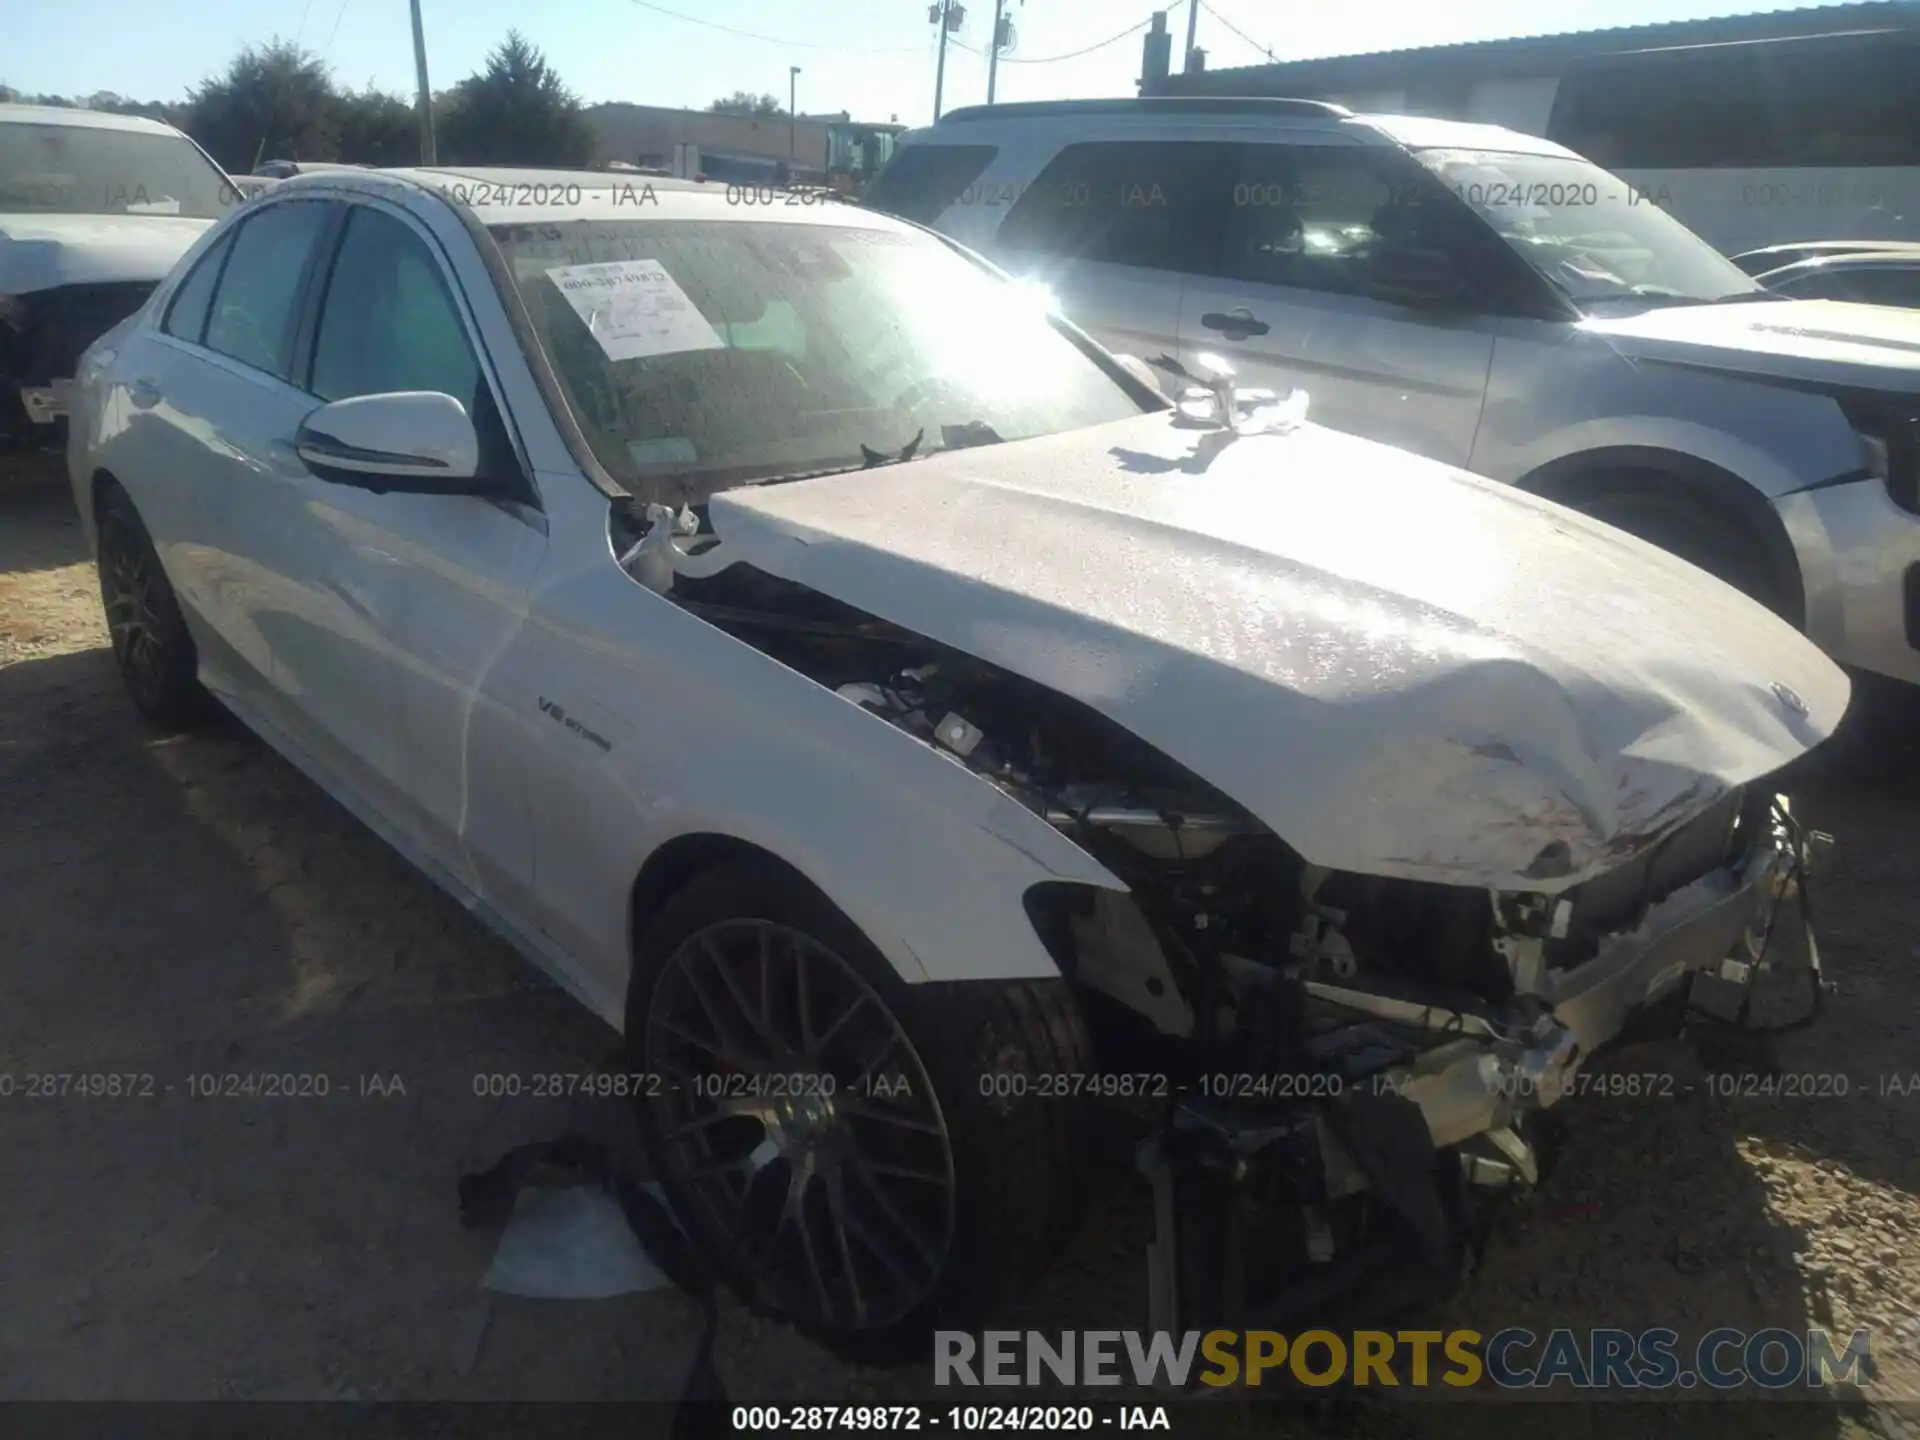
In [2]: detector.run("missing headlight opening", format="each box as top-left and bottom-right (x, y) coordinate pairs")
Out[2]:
(2, 282), (156, 455)
(613, 501), (1820, 1335)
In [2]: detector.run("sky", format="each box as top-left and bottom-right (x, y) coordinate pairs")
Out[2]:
(4, 0), (1825, 128)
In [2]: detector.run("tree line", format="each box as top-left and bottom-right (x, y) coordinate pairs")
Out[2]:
(2, 32), (598, 172)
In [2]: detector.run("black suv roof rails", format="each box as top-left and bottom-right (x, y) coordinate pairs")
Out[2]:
(934, 97), (1352, 124)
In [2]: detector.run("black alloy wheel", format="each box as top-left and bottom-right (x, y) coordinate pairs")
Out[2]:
(640, 917), (958, 1334)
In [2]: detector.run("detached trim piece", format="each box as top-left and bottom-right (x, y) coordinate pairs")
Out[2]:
(1781, 466), (1874, 497)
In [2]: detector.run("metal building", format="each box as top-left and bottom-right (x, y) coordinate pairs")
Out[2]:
(1139, 1), (1920, 136)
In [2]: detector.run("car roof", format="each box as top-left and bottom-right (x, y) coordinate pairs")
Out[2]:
(938, 97), (1353, 124)
(1758, 251), (1920, 284)
(0, 102), (186, 137)
(1737, 240), (1920, 263)
(914, 98), (1576, 160)
(272, 164), (911, 232)
(1353, 114), (1577, 158)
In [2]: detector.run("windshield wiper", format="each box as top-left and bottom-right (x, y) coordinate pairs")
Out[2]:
(729, 420), (1004, 493)
(935, 419), (1005, 453)
(1578, 287), (1786, 310)
(860, 428), (924, 468)
(730, 429), (927, 490)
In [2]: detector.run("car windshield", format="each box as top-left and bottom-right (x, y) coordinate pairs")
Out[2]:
(0, 121), (236, 220)
(488, 218), (1151, 500)
(1411, 148), (1770, 311)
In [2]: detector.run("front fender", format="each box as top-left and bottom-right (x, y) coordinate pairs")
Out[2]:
(617, 709), (1129, 985)
(523, 568), (1128, 994)
(1505, 414), (1821, 502)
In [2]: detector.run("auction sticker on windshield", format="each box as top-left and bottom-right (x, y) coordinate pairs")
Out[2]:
(545, 259), (725, 361)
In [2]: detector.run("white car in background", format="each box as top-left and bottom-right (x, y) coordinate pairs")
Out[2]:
(1, 103), (237, 471)
(68, 165), (1844, 1357)
(871, 98), (1920, 688)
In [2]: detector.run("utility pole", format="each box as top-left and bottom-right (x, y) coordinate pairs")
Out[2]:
(1183, 0), (1200, 73)
(987, 0), (1007, 105)
(409, 0), (437, 165)
(930, 1), (963, 121)
(789, 65), (801, 158)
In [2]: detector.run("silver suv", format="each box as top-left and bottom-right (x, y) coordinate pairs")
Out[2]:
(871, 97), (1920, 687)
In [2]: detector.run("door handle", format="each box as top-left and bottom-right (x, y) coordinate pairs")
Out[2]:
(1201, 310), (1270, 337)
(127, 379), (162, 409)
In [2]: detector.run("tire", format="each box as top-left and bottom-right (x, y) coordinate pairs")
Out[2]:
(95, 485), (213, 730)
(1571, 483), (1784, 617)
(626, 857), (1093, 1364)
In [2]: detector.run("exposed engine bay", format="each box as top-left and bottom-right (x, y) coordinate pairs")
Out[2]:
(615, 501), (1820, 1330)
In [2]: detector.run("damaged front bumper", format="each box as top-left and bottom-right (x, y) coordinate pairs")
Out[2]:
(18, 377), (73, 427)
(1141, 808), (1814, 1335)
(1310, 818), (1799, 1160)
(3, 281), (154, 454)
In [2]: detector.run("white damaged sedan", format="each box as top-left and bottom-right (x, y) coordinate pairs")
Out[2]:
(68, 166), (1848, 1358)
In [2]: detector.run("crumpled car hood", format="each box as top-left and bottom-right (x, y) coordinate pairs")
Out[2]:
(698, 411), (1848, 892)
(1589, 297), (1920, 393)
(0, 213), (215, 294)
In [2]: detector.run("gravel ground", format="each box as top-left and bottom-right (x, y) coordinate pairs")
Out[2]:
(3, 472), (1919, 1435)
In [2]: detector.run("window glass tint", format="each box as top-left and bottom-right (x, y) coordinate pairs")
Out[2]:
(996, 141), (1233, 274)
(1223, 146), (1396, 294)
(861, 143), (997, 222)
(161, 232), (233, 344)
(311, 206), (481, 406)
(1416, 148), (1761, 309)
(204, 201), (332, 377)
(1222, 145), (1527, 307)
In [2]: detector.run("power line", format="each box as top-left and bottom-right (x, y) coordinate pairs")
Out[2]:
(616, 0), (927, 55)
(320, 0), (352, 59)
(291, 0), (316, 47)
(1199, 1), (1276, 61)
(951, 13), (1156, 65)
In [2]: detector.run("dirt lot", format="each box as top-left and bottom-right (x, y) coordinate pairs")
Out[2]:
(3, 472), (1919, 1434)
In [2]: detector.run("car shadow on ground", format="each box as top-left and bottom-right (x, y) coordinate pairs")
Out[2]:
(0, 475), (90, 575)
(0, 643), (719, 1401)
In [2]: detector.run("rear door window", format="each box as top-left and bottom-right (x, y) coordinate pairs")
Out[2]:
(161, 231), (235, 344)
(861, 143), (998, 223)
(203, 200), (334, 379)
(995, 140), (1235, 275)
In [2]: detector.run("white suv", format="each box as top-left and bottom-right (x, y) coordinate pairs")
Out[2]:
(869, 97), (1920, 687)
(2, 104), (237, 472)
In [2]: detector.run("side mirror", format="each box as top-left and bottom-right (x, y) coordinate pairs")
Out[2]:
(296, 392), (483, 493)
(1366, 244), (1465, 308)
